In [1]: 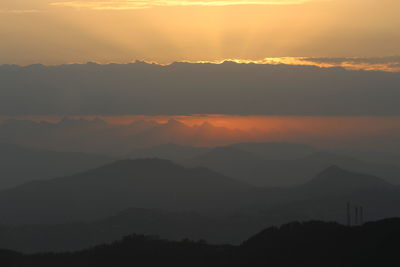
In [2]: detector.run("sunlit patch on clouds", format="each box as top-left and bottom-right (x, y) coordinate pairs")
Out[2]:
(188, 57), (400, 72)
(50, 0), (315, 10)
(299, 56), (400, 72)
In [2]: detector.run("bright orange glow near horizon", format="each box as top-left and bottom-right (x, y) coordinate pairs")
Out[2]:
(2, 115), (400, 151)
(2, 114), (399, 135)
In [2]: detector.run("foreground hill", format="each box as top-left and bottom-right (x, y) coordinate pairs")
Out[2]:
(0, 143), (113, 189)
(0, 159), (259, 224)
(238, 218), (400, 267)
(1, 219), (400, 267)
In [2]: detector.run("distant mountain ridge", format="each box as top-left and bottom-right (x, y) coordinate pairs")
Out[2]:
(0, 159), (259, 224)
(0, 143), (113, 189)
(304, 165), (390, 193)
(0, 159), (399, 239)
(184, 145), (400, 186)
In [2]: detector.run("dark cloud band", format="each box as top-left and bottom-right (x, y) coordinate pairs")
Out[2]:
(0, 61), (399, 116)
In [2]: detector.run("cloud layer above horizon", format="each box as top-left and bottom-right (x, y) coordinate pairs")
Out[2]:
(1, 62), (399, 116)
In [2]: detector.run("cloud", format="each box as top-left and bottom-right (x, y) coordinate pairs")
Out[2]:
(1, 61), (400, 117)
(50, 0), (313, 10)
(298, 57), (400, 72)
(184, 57), (400, 72)
(0, 9), (43, 14)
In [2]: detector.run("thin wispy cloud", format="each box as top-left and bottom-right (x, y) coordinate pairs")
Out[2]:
(297, 57), (400, 72)
(0, 9), (43, 14)
(51, 0), (313, 10)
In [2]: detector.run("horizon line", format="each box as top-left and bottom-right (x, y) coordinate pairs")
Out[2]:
(2, 57), (400, 72)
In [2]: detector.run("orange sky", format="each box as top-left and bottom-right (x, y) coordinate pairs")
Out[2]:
(2, 114), (399, 136)
(2, 115), (400, 151)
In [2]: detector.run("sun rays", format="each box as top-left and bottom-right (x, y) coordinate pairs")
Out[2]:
(50, 0), (314, 10)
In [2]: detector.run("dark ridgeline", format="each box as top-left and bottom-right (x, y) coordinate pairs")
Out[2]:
(1, 218), (400, 267)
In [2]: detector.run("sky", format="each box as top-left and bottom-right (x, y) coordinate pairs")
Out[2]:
(2, 114), (400, 152)
(1, 0), (399, 150)
(1, 0), (400, 65)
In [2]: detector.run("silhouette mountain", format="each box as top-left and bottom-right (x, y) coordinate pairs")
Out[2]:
(0, 159), (258, 224)
(2, 218), (400, 267)
(238, 219), (400, 267)
(304, 165), (390, 194)
(0, 143), (113, 189)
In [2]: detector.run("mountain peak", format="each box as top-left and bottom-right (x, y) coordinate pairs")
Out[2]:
(166, 119), (184, 125)
(319, 165), (344, 174)
(162, 119), (188, 129)
(306, 165), (390, 192)
(316, 165), (363, 179)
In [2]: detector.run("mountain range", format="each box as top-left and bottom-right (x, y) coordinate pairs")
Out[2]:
(1, 140), (399, 190)
(0, 159), (259, 224)
(0, 159), (400, 252)
(184, 145), (400, 186)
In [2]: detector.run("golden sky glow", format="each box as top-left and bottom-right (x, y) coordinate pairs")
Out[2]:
(1, 0), (400, 66)
(51, 0), (315, 10)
